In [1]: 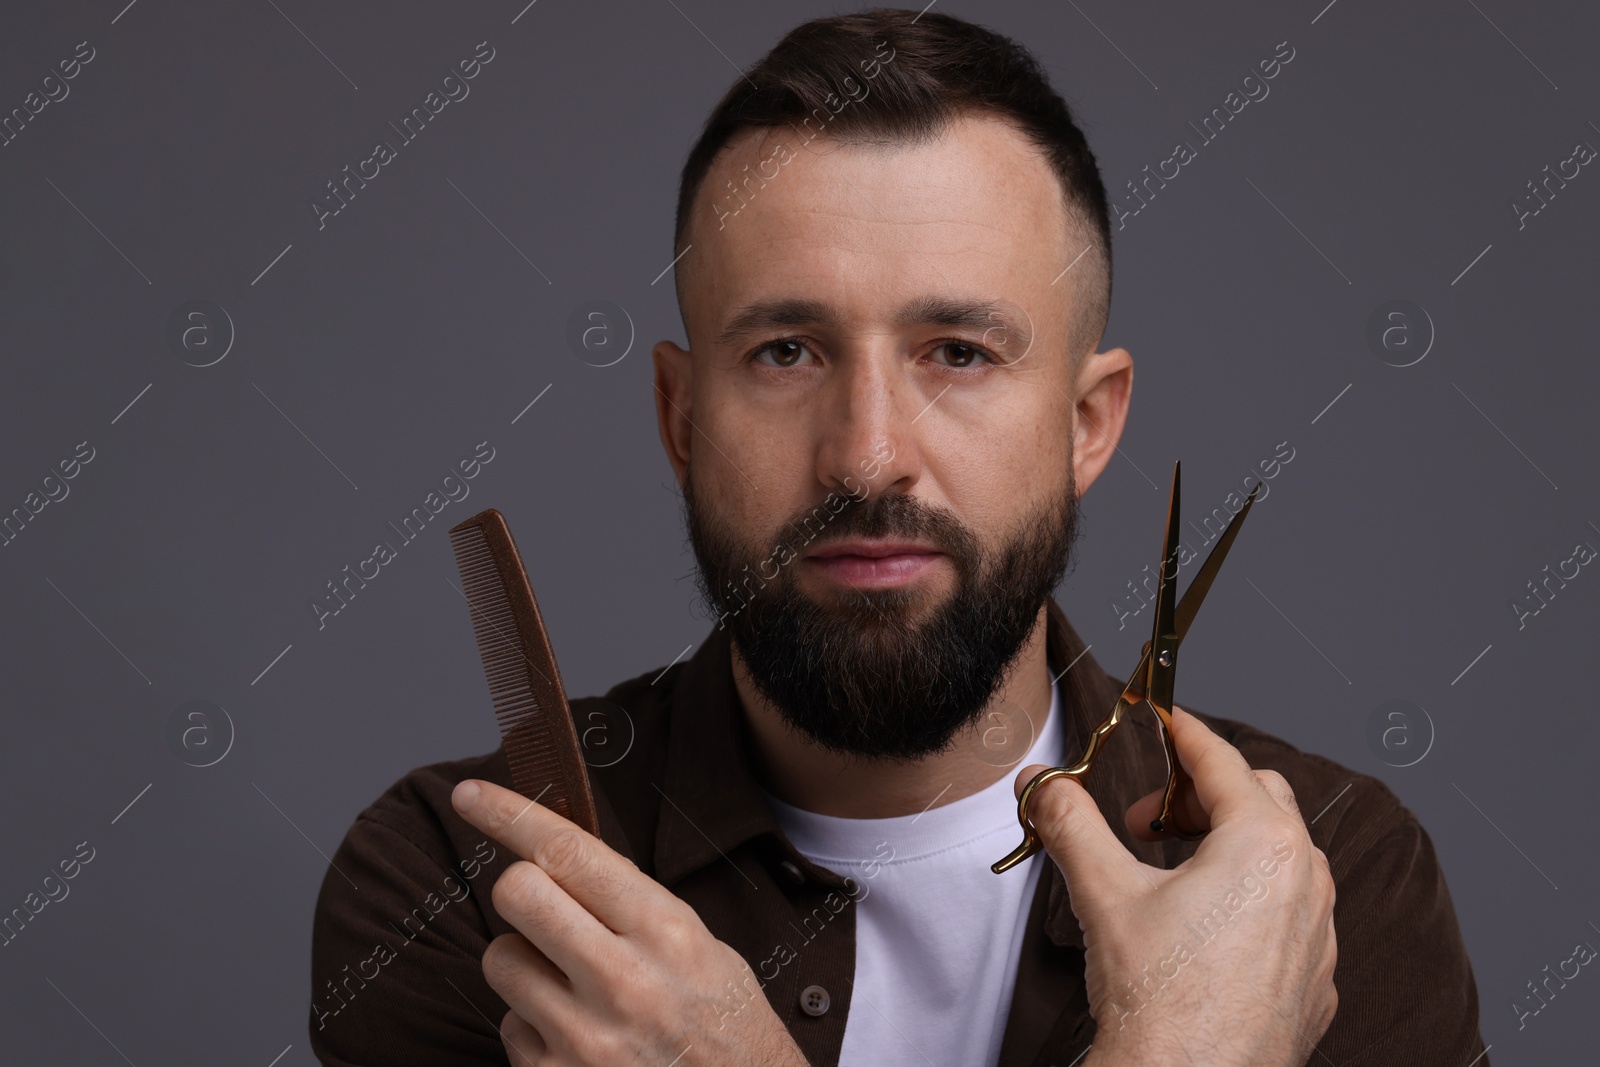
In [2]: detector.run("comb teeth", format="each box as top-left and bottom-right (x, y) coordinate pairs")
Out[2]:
(448, 510), (599, 834)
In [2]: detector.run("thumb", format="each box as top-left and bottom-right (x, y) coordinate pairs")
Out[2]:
(1013, 764), (1146, 915)
(1164, 705), (1265, 829)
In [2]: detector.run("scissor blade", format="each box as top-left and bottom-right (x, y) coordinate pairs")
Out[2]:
(1172, 479), (1262, 642)
(1145, 462), (1183, 711)
(1120, 476), (1262, 706)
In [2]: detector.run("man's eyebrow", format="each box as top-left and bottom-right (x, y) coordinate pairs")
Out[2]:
(893, 296), (1026, 341)
(716, 299), (842, 347)
(715, 296), (1030, 351)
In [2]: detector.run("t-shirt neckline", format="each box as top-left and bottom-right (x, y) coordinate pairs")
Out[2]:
(761, 680), (1064, 865)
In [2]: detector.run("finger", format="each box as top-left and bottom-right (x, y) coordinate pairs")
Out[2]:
(483, 932), (573, 1050)
(1014, 764), (1046, 800)
(1014, 765), (1150, 911)
(454, 778), (647, 935)
(1164, 707), (1283, 829)
(490, 858), (617, 987)
(499, 1007), (549, 1067)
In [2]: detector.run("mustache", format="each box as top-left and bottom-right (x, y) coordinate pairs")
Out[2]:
(683, 479), (984, 634)
(767, 489), (979, 565)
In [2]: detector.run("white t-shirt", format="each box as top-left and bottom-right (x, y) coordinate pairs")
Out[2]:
(763, 682), (1065, 1067)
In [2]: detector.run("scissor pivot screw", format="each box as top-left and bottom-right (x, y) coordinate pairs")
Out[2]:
(1157, 650), (1173, 667)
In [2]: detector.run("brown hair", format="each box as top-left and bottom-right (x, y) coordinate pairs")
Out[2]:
(672, 7), (1113, 361)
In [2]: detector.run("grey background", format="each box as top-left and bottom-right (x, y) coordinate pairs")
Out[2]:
(1, 0), (1595, 1062)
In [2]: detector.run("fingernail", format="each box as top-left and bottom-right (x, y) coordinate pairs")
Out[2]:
(452, 780), (481, 813)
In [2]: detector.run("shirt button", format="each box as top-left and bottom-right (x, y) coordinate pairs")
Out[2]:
(799, 985), (831, 1017)
(778, 860), (806, 885)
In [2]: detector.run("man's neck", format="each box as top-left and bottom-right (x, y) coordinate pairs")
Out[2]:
(731, 603), (1055, 819)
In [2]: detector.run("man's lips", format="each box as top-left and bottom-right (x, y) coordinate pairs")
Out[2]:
(803, 540), (945, 588)
(806, 539), (942, 560)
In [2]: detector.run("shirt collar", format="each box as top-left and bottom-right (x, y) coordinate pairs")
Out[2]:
(652, 598), (1173, 949)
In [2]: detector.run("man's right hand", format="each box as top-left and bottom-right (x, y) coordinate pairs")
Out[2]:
(1017, 705), (1337, 1066)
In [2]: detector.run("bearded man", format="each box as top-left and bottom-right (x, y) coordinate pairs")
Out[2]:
(310, 9), (1486, 1066)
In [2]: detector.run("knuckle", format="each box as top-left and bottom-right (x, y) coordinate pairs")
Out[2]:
(1254, 768), (1287, 791)
(533, 828), (592, 881)
(1032, 776), (1087, 838)
(592, 1029), (627, 1063)
(667, 894), (703, 930)
(482, 933), (525, 989)
(493, 860), (546, 915)
(655, 910), (700, 955)
(1254, 770), (1300, 812)
(568, 1023), (615, 1065)
(1255, 769), (1293, 798)
(610, 961), (657, 1019)
(1311, 848), (1335, 894)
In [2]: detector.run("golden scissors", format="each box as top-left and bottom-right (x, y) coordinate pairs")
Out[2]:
(992, 461), (1260, 874)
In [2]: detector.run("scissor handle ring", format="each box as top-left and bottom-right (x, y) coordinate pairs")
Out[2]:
(991, 760), (1209, 875)
(991, 765), (1084, 874)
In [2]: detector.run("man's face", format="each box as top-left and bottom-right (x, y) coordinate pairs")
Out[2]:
(655, 112), (1127, 760)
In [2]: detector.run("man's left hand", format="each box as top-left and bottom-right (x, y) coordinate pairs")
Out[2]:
(451, 778), (809, 1067)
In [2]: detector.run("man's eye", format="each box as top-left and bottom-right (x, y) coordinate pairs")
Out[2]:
(752, 340), (812, 367)
(932, 342), (993, 369)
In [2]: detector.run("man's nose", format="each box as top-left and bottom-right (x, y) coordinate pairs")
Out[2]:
(813, 353), (923, 500)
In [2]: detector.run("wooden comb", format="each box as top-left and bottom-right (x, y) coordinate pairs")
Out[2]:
(448, 508), (599, 835)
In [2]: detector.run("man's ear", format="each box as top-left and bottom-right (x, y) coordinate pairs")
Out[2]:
(1069, 346), (1133, 497)
(653, 339), (694, 489)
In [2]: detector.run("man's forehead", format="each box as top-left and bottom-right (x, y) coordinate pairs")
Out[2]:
(685, 113), (1074, 342)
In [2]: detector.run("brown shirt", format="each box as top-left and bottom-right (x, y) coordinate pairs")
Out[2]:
(309, 599), (1488, 1065)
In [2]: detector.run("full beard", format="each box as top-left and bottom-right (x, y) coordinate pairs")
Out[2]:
(683, 465), (1080, 762)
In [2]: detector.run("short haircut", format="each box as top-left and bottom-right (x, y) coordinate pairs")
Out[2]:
(672, 6), (1113, 365)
